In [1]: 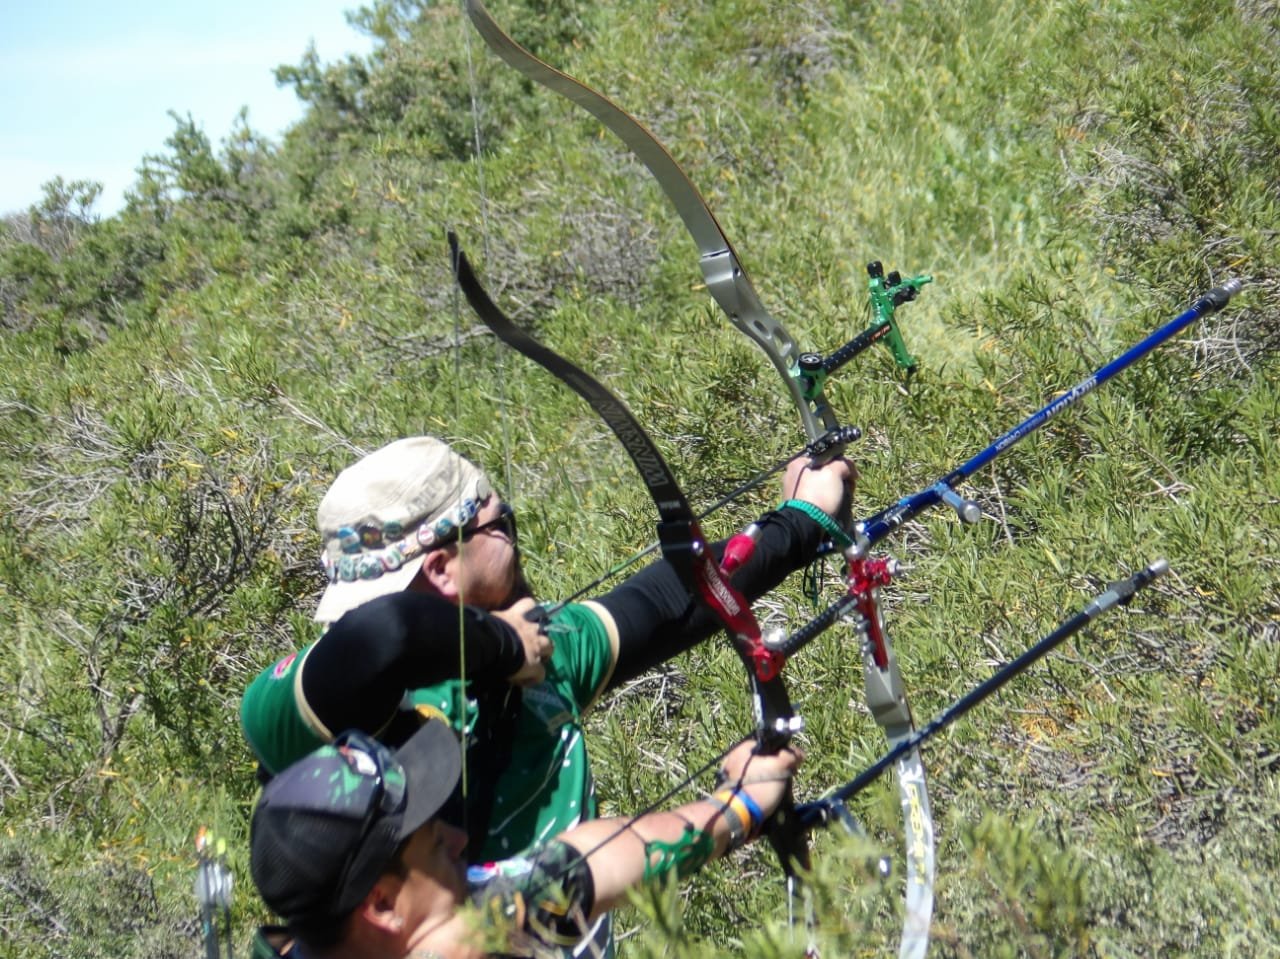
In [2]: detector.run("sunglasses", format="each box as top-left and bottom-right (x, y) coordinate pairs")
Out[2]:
(457, 502), (518, 545)
(328, 731), (406, 906)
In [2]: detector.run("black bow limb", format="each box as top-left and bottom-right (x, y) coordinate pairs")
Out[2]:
(447, 231), (812, 886)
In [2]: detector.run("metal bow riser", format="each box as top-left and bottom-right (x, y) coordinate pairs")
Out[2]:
(462, 2), (937, 954)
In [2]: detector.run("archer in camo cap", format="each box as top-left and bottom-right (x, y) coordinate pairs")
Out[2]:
(249, 719), (461, 941)
(248, 722), (799, 959)
(314, 437), (493, 624)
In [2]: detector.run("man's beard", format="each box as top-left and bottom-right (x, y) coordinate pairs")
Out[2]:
(505, 550), (535, 605)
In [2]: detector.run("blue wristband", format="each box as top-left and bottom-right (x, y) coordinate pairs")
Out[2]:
(735, 789), (765, 838)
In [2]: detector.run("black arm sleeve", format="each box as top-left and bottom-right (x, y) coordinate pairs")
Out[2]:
(600, 507), (827, 689)
(299, 592), (526, 735)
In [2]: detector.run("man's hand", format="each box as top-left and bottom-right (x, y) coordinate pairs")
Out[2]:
(717, 738), (803, 819)
(781, 454), (855, 519)
(493, 597), (554, 686)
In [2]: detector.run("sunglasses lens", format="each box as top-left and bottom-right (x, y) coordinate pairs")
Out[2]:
(457, 504), (517, 544)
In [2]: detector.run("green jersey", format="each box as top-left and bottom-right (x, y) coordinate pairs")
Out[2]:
(408, 602), (614, 860)
(240, 601), (615, 861)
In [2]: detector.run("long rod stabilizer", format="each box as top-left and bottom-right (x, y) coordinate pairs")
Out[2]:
(855, 280), (1244, 553)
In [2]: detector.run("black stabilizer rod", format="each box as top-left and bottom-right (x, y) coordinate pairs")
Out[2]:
(796, 559), (1170, 829)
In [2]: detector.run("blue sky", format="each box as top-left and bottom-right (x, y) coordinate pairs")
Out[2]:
(1, 1), (374, 217)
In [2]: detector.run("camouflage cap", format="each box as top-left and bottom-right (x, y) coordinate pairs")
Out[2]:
(249, 720), (461, 929)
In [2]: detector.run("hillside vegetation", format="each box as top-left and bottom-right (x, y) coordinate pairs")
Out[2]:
(1, 0), (1276, 956)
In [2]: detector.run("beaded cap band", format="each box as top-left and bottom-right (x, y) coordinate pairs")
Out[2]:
(314, 437), (494, 624)
(319, 493), (486, 585)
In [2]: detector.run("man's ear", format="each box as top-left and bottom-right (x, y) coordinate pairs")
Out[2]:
(358, 875), (405, 935)
(418, 549), (459, 602)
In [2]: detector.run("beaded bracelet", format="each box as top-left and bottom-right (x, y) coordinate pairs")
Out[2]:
(778, 498), (853, 548)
